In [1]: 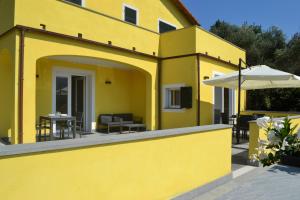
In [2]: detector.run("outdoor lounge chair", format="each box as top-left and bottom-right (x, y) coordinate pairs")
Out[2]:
(98, 114), (134, 133)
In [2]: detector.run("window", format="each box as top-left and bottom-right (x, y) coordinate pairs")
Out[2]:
(123, 5), (138, 25)
(65, 0), (82, 6)
(159, 20), (176, 33)
(166, 88), (181, 109)
(164, 85), (193, 110)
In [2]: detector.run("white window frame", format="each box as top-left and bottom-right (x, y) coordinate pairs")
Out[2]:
(158, 18), (177, 33)
(212, 71), (224, 124)
(162, 84), (186, 112)
(122, 3), (139, 25)
(65, 0), (85, 7)
(212, 71), (236, 124)
(167, 88), (181, 109)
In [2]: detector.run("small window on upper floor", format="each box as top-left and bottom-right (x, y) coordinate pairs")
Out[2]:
(159, 20), (177, 33)
(65, 0), (83, 6)
(123, 4), (138, 25)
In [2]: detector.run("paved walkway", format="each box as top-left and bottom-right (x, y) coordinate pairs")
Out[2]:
(193, 165), (300, 200)
(231, 141), (249, 171)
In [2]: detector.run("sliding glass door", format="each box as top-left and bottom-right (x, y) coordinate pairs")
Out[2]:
(55, 76), (71, 115)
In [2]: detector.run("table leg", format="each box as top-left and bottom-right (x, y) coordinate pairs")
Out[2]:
(120, 125), (123, 134)
(73, 119), (76, 139)
(62, 127), (65, 139)
(50, 120), (53, 141)
(38, 118), (41, 142)
(43, 119), (47, 141)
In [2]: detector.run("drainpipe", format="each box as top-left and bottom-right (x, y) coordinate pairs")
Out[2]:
(196, 54), (201, 126)
(18, 28), (25, 144)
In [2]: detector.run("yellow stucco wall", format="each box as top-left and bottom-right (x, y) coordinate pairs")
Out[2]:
(161, 56), (197, 129)
(87, 0), (191, 32)
(36, 58), (147, 127)
(196, 27), (246, 66)
(14, 0), (160, 56)
(248, 116), (300, 160)
(0, 0), (14, 34)
(0, 33), (17, 139)
(0, 127), (232, 200)
(159, 26), (196, 57)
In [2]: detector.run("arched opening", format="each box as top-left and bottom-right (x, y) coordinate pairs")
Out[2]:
(36, 55), (152, 136)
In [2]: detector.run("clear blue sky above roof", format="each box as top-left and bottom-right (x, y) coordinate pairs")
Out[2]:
(182, 0), (300, 39)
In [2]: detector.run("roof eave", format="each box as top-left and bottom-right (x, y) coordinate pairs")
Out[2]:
(172, 0), (201, 26)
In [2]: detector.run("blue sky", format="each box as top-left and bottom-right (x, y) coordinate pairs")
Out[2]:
(182, 0), (300, 39)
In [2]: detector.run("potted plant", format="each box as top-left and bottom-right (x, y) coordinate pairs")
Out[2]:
(253, 117), (300, 167)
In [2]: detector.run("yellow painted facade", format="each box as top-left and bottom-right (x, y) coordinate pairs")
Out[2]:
(0, 0), (14, 35)
(0, 0), (246, 144)
(87, 0), (191, 32)
(0, 127), (232, 200)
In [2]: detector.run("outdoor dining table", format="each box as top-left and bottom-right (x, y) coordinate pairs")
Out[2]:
(39, 115), (76, 141)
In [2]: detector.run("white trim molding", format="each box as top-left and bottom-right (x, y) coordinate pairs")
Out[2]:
(212, 71), (224, 124)
(122, 3), (139, 25)
(81, 0), (85, 7)
(211, 71), (236, 123)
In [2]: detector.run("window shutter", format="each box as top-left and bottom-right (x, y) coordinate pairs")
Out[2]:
(180, 87), (192, 109)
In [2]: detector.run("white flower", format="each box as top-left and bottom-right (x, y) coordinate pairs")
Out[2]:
(256, 117), (271, 128)
(267, 130), (281, 145)
(273, 120), (284, 131)
(258, 139), (268, 146)
(297, 130), (300, 139)
(259, 152), (268, 160)
(281, 137), (289, 150)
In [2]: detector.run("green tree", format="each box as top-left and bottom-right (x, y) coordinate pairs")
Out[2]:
(210, 20), (300, 111)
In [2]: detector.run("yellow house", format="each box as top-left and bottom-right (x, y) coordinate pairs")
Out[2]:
(0, 0), (246, 144)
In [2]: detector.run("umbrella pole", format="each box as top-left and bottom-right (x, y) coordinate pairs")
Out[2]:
(237, 58), (242, 144)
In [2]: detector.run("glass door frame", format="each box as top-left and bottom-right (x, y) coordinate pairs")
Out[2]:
(212, 72), (224, 124)
(212, 71), (237, 124)
(52, 67), (96, 132)
(53, 74), (72, 116)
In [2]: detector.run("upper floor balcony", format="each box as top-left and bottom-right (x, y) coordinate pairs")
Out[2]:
(160, 26), (246, 65)
(12, 0), (160, 56)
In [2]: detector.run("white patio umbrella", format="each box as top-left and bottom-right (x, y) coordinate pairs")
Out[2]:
(203, 65), (300, 90)
(203, 60), (300, 143)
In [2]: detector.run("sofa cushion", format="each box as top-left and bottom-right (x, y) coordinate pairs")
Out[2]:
(113, 113), (133, 122)
(100, 115), (113, 124)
